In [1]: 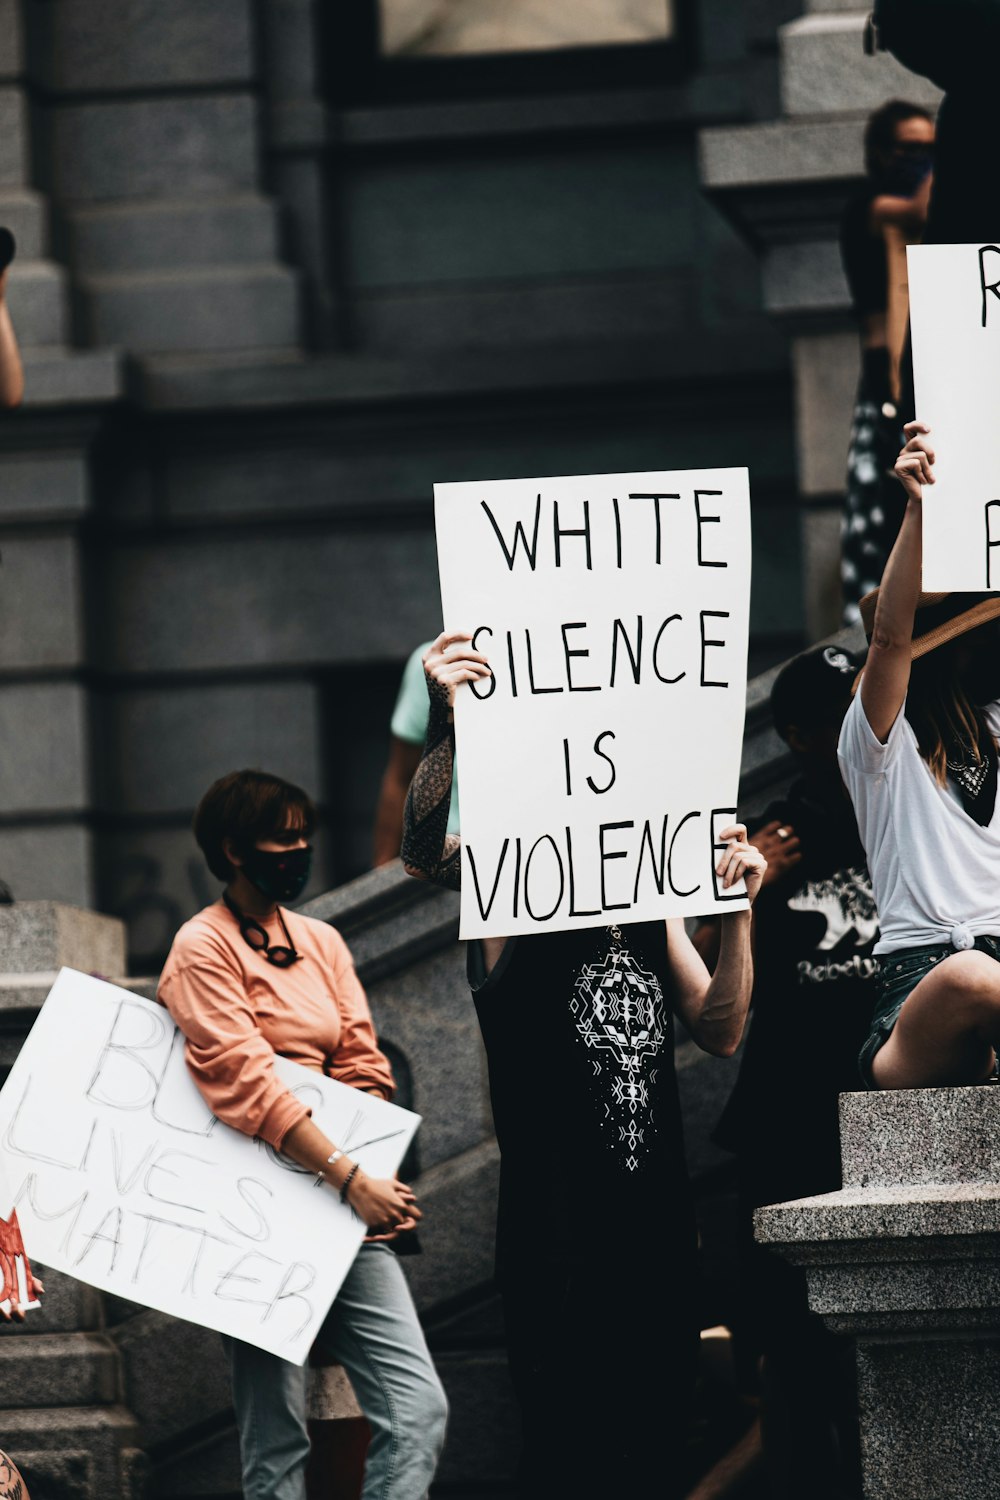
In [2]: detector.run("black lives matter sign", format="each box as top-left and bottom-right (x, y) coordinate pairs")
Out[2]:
(909, 244), (1000, 591)
(434, 469), (752, 938)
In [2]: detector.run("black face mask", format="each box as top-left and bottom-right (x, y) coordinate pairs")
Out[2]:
(880, 151), (932, 198)
(240, 845), (313, 903)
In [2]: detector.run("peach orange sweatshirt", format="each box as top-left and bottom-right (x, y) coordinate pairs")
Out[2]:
(158, 900), (394, 1149)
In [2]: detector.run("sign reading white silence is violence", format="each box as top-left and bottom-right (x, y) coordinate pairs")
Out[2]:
(909, 242), (1000, 591)
(0, 970), (420, 1364)
(435, 468), (752, 940)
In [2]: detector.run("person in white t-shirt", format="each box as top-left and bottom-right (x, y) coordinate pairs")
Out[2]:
(840, 419), (1000, 1089)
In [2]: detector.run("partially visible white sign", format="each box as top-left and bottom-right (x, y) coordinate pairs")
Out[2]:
(435, 468), (752, 939)
(0, 970), (420, 1364)
(909, 243), (1000, 590)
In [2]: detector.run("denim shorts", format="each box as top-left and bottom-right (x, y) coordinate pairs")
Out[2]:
(858, 934), (1000, 1088)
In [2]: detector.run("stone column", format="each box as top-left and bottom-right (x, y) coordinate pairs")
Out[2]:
(757, 1086), (1000, 1499)
(699, 1), (940, 637)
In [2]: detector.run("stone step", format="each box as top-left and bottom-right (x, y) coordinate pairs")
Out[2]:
(3, 259), (70, 346)
(0, 1405), (146, 1499)
(64, 194), (282, 275)
(0, 1331), (120, 1408)
(432, 1347), (519, 1491)
(0, 190), (48, 261)
(77, 264), (301, 354)
(0, 1266), (104, 1335)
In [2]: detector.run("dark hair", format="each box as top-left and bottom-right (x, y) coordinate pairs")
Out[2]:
(864, 99), (934, 177)
(906, 642), (991, 786)
(193, 770), (316, 882)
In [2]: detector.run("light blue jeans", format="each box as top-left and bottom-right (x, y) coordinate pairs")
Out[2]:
(223, 1243), (448, 1500)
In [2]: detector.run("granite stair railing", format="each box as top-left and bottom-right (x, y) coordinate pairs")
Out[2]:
(758, 1085), (1000, 1499)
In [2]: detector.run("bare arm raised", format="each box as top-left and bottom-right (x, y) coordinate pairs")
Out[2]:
(860, 421), (936, 744)
(401, 631), (492, 890)
(667, 826), (767, 1057)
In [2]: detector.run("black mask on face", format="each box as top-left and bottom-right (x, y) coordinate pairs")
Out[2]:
(880, 151), (932, 198)
(240, 844), (313, 903)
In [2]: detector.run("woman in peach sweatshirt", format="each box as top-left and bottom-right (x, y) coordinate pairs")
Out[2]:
(158, 769), (447, 1500)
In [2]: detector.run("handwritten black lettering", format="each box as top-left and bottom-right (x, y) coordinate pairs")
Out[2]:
(470, 626), (497, 701)
(652, 615), (685, 685)
(561, 622), (600, 692)
(586, 731), (617, 795)
(986, 501), (1000, 587)
(482, 496), (541, 570)
(466, 838), (511, 921)
(694, 490), (727, 568)
(700, 610), (730, 688)
(553, 498), (593, 570)
(980, 245), (1000, 328)
(599, 822), (634, 911)
(610, 617), (643, 687)
(668, 811), (702, 898)
(523, 835), (566, 922)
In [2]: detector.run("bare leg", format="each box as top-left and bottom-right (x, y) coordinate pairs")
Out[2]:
(872, 951), (999, 1089)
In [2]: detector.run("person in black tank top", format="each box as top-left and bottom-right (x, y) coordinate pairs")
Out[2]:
(402, 631), (767, 1498)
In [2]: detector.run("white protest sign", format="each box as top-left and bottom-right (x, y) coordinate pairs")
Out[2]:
(435, 468), (752, 939)
(909, 243), (1000, 590)
(0, 969), (420, 1364)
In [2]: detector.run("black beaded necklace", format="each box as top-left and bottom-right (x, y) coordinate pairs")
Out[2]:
(223, 889), (301, 967)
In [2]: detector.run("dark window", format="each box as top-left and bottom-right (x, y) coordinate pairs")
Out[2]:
(323, 0), (694, 106)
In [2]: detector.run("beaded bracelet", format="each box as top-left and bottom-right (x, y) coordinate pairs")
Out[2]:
(340, 1163), (361, 1204)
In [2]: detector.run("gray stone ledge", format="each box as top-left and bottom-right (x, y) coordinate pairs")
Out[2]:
(757, 1182), (1000, 1246)
(21, 348), (124, 407)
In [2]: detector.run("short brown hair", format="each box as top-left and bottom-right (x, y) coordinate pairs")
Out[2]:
(193, 770), (317, 882)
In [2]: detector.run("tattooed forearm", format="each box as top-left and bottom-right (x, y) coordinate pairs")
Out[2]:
(402, 674), (462, 890)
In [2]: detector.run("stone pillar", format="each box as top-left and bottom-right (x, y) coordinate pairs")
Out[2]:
(757, 1086), (1000, 1499)
(23, 0), (302, 355)
(699, 2), (940, 637)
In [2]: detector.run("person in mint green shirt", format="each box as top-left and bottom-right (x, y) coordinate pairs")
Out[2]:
(372, 642), (460, 865)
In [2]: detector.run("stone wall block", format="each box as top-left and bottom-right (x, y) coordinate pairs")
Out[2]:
(0, 683), (88, 814)
(0, 827), (94, 909)
(0, 452), (89, 521)
(0, 0), (24, 80)
(781, 14), (942, 118)
(0, 901), (126, 978)
(65, 194), (280, 275)
(3, 260), (70, 345)
(0, 189), (48, 260)
(78, 265), (300, 353)
(0, 86), (28, 186)
(94, 681), (321, 816)
(25, 0), (254, 93)
(42, 97), (258, 204)
(0, 535), (82, 669)
(94, 530), (442, 674)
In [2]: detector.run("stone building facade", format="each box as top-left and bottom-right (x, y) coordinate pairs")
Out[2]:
(0, 0), (804, 966)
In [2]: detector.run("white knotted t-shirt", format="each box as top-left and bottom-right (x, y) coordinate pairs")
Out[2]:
(838, 692), (1000, 955)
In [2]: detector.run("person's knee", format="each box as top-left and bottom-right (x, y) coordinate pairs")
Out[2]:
(414, 1373), (449, 1456)
(943, 951), (1000, 1025)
